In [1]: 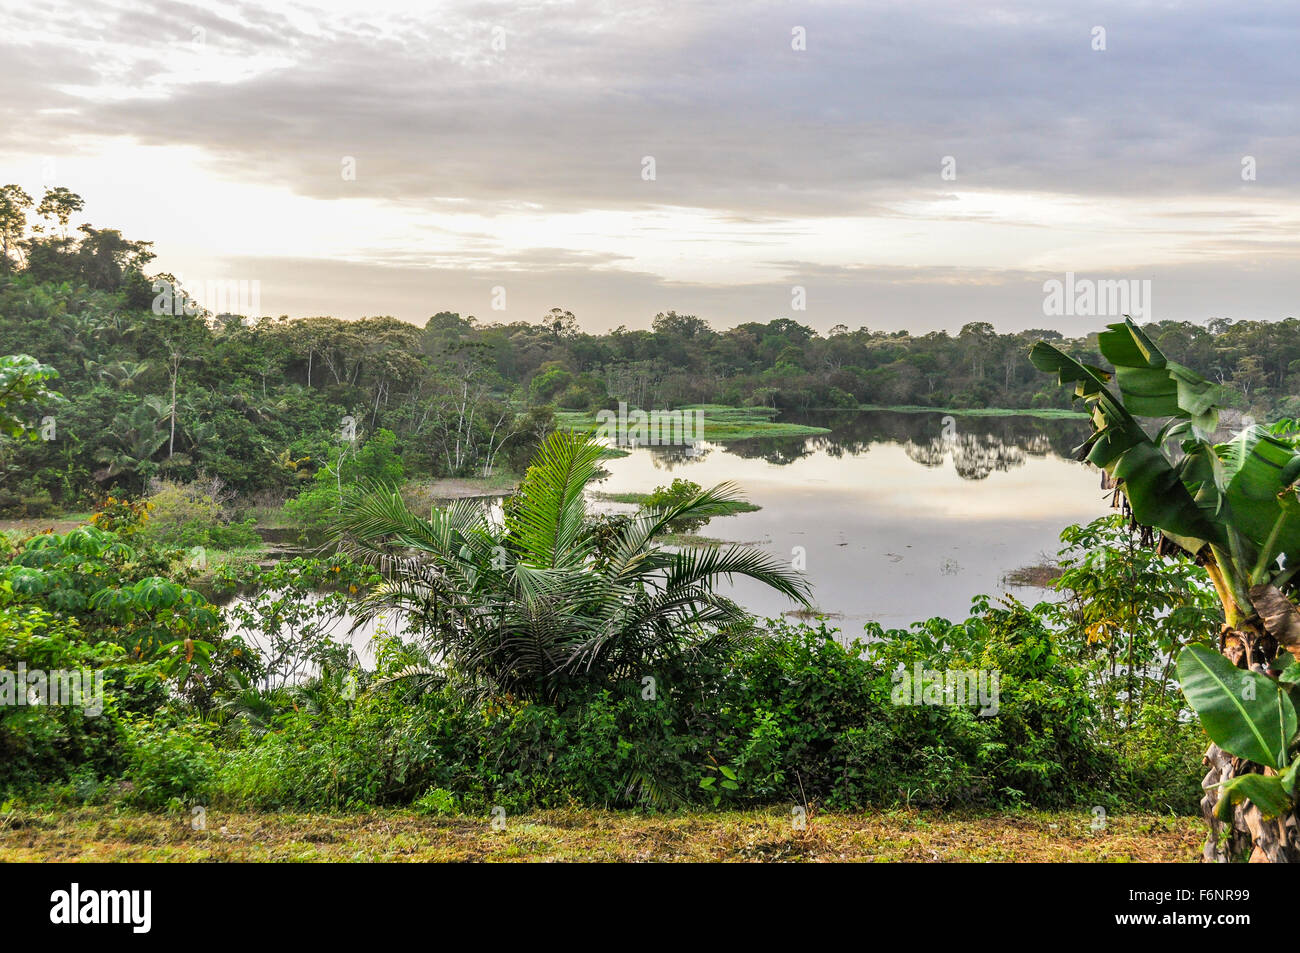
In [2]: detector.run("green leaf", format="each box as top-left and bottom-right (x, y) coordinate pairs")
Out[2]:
(1034, 324), (1300, 605)
(1275, 652), (1300, 683)
(1178, 644), (1296, 769)
(1029, 341), (1222, 554)
(1097, 319), (1220, 433)
(1214, 773), (1292, 821)
(1282, 760), (1300, 798)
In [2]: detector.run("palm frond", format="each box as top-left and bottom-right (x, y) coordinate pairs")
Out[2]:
(507, 429), (604, 569)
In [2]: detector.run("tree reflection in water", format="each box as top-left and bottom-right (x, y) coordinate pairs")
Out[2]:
(639, 408), (1084, 480)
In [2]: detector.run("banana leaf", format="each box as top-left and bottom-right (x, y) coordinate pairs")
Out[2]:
(1096, 320), (1220, 432)
(1177, 644), (1295, 769)
(1028, 340), (1222, 555)
(1214, 772), (1293, 821)
(1032, 319), (1300, 573)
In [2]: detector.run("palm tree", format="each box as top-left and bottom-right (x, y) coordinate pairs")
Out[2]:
(1033, 318), (1300, 862)
(94, 401), (168, 494)
(84, 359), (151, 390)
(334, 429), (811, 701)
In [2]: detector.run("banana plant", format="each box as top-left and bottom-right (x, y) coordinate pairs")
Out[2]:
(1032, 318), (1300, 861)
(1177, 644), (1300, 822)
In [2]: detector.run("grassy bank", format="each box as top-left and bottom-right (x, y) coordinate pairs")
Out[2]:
(557, 405), (831, 441)
(0, 806), (1201, 863)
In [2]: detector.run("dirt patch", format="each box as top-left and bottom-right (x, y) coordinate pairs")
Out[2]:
(0, 515), (88, 537)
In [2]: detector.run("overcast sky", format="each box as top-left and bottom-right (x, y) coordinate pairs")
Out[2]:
(2, 0), (1298, 333)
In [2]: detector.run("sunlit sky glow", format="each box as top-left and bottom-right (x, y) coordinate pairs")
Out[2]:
(3, 0), (1298, 332)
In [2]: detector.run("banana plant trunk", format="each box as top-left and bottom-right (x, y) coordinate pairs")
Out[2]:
(1200, 607), (1300, 862)
(1200, 741), (1300, 861)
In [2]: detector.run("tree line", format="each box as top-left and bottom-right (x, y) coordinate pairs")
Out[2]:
(1, 185), (1295, 514)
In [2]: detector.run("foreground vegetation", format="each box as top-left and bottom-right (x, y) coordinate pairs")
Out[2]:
(0, 805), (1202, 863)
(0, 491), (1212, 823)
(0, 350), (1220, 862)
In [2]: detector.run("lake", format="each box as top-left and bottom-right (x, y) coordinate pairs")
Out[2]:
(589, 409), (1108, 632)
(228, 409), (1109, 666)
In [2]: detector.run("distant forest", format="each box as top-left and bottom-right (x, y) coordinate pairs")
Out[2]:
(1, 185), (1296, 511)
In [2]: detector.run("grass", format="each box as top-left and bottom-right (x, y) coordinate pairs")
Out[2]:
(587, 490), (762, 548)
(590, 490), (761, 514)
(0, 806), (1203, 863)
(400, 473), (519, 510)
(659, 532), (736, 547)
(859, 404), (1089, 419)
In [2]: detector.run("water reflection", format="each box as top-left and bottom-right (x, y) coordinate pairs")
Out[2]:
(592, 409), (1106, 628)
(714, 409), (1082, 476)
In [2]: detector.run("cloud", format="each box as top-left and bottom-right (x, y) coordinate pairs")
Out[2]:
(3, 0), (1300, 329)
(7, 0), (1300, 213)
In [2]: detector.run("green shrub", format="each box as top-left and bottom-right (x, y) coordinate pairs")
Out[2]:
(123, 718), (217, 809)
(0, 606), (130, 796)
(281, 482), (346, 538)
(143, 480), (260, 551)
(200, 614), (1127, 814)
(414, 786), (459, 816)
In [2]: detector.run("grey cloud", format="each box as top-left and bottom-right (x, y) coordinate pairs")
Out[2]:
(6, 0), (1300, 331)
(5, 0), (1300, 216)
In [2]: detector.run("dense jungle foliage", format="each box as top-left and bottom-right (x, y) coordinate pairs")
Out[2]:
(0, 483), (1213, 816)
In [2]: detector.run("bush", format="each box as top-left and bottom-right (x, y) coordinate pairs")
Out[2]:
(0, 606), (130, 796)
(864, 598), (1112, 807)
(123, 718), (217, 810)
(143, 479), (260, 551)
(282, 430), (404, 538)
(201, 614), (1125, 814)
(282, 482), (346, 538)
(825, 386), (858, 408)
(0, 484), (54, 518)
(639, 478), (709, 533)
(0, 517), (1203, 817)
(414, 786), (459, 816)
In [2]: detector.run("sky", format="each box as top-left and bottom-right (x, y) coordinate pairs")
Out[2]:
(2, 0), (1298, 334)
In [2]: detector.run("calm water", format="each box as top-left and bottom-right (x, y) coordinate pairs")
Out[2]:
(589, 410), (1108, 630)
